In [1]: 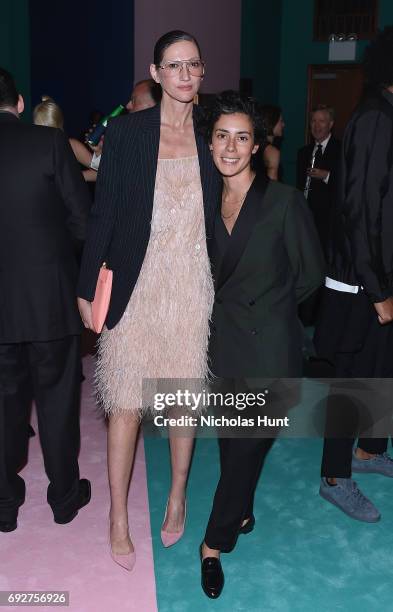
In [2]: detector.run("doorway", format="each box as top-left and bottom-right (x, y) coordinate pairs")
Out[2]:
(305, 64), (365, 143)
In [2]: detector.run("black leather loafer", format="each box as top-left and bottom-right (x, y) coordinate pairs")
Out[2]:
(0, 519), (17, 533)
(238, 514), (255, 535)
(54, 479), (91, 524)
(0, 494), (25, 532)
(200, 543), (224, 599)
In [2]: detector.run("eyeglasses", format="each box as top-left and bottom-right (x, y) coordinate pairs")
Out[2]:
(158, 60), (205, 77)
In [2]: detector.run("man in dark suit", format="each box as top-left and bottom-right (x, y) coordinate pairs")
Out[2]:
(297, 104), (341, 253)
(89, 79), (162, 171)
(314, 27), (393, 522)
(0, 68), (91, 532)
(297, 105), (340, 324)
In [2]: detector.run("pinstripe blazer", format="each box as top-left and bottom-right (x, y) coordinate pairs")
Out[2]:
(77, 103), (221, 329)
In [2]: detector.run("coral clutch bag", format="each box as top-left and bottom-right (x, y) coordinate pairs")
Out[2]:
(91, 263), (113, 333)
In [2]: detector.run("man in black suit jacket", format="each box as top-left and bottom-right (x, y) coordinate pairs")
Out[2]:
(314, 27), (393, 522)
(296, 105), (341, 254)
(297, 105), (340, 324)
(0, 68), (91, 532)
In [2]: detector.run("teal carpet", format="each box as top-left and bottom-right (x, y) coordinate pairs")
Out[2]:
(144, 436), (393, 612)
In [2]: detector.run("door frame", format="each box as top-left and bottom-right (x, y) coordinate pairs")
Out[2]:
(305, 62), (363, 143)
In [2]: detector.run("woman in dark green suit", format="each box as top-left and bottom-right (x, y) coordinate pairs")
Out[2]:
(198, 91), (325, 598)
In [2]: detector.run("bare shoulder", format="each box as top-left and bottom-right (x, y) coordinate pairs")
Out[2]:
(263, 144), (280, 168)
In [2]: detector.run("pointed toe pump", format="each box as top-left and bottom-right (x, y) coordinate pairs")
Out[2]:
(160, 499), (186, 548)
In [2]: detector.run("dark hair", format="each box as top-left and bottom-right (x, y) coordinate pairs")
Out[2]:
(260, 105), (281, 137)
(364, 26), (393, 90)
(199, 90), (267, 145)
(0, 67), (18, 109)
(310, 104), (335, 121)
(153, 30), (201, 65)
(150, 81), (162, 104)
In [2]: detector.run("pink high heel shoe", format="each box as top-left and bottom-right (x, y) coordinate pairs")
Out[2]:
(109, 523), (136, 571)
(160, 499), (186, 548)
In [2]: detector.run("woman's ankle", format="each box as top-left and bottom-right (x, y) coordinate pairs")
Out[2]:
(109, 509), (129, 527)
(167, 487), (186, 504)
(202, 541), (220, 559)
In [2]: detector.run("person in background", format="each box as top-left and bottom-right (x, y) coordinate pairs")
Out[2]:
(257, 104), (284, 180)
(0, 67), (91, 533)
(315, 26), (393, 523)
(125, 78), (161, 113)
(33, 96), (98, 182)
(296, 105), (340, 256)
(296, 105), (340, 325)
(88, 79), (162, 170)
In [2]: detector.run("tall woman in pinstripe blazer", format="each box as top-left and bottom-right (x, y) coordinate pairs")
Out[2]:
(77, 31), (221, 570)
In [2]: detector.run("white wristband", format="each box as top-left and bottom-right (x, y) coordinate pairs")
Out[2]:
(90, 152), (101, 171)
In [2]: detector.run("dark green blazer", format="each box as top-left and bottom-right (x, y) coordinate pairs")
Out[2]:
(209, 173), (325, 379)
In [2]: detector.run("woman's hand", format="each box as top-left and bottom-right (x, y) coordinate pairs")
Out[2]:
(78, 297), (94, 330)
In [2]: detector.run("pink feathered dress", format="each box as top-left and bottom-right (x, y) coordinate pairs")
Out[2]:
(95, 156), (214, 417)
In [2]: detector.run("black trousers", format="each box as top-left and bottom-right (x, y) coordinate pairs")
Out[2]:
(0, 336), (82, 521)
(204, 437), (274, 552)
(317, 289), (393, 478)
(298, 287), (323, 327)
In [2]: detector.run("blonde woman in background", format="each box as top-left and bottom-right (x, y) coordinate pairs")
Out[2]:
(33, 96), (97, 182)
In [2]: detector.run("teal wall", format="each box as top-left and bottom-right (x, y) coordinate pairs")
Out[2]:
(241, 0), (393, 185)
(0, 0), (31, 118)
(241, 0), (282, 105)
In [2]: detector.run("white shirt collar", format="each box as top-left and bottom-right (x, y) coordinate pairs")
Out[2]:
(313, 133), (331, 154)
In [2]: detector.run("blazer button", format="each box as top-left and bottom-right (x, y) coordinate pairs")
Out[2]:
(251, 328), (258, 335)
(249, 300), (255, 306)
(216, 298), (222, 304)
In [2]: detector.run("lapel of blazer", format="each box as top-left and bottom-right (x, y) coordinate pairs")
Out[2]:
(320, 136), (339, 171)
(140, 104), (161, 219)
(322, 137), (334, 160)
(305, 142), (314, 163)
(193, 106), (220, 240)
(216, 172), (270, 292)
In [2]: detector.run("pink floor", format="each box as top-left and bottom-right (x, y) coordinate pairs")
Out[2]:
(0, 355), (157, 612)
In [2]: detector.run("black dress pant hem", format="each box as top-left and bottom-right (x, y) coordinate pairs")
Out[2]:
(321, 437), (388, 478)
(0, 335), (81, 521)
(204, 437), (274, 552)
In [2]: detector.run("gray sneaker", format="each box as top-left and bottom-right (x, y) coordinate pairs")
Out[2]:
(319, 478), (381, 522)
(352, 450), (393, 477)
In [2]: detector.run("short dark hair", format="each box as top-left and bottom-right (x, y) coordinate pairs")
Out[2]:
(364, 26), (393, 90)
(311, 104), (335, 121)
(198, 90), (267, 145)
(260, 105), (282, 137)
(0, 67), (18, 109)
(153, 30), (201, 65)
